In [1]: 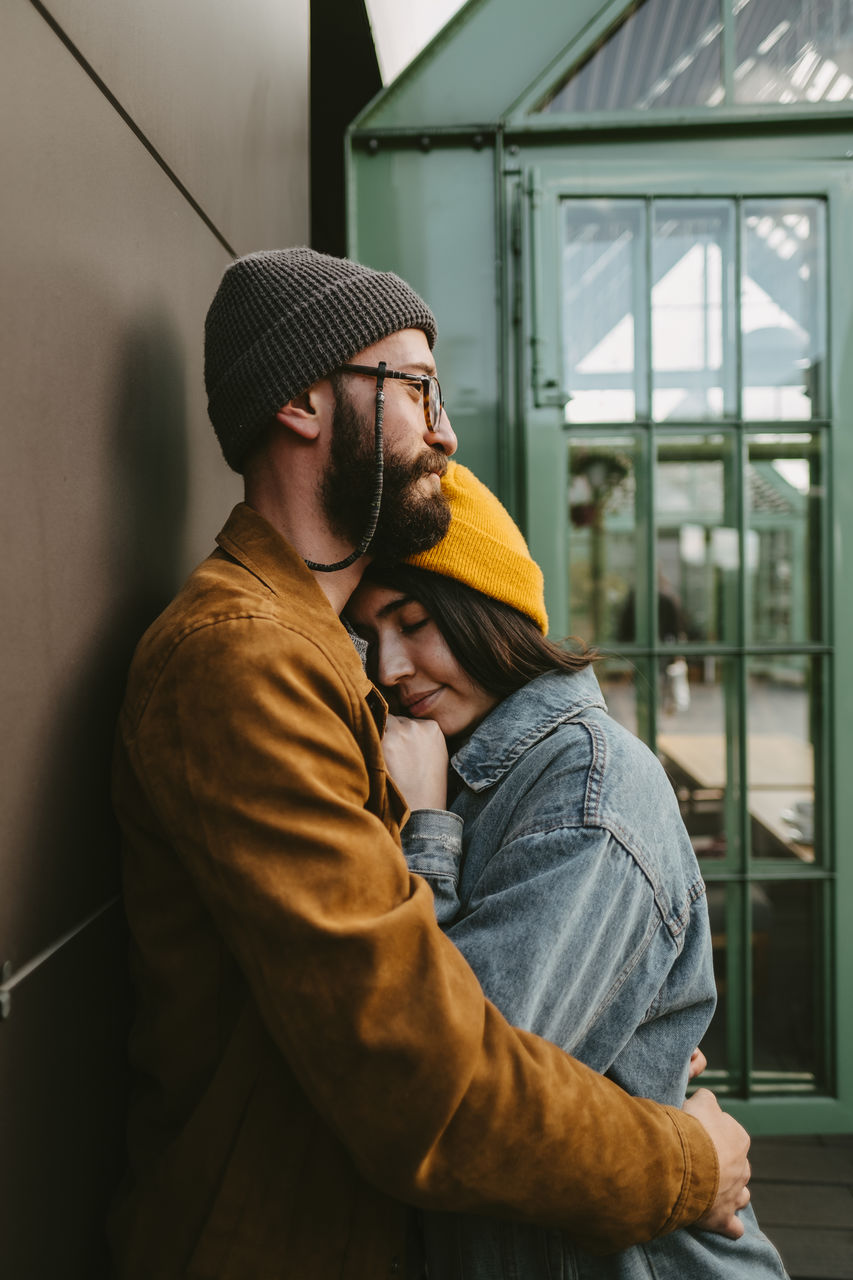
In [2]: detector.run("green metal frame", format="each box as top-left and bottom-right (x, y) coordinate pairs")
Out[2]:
(508, 0), (853, 127)
(519, 158), (851, 1131)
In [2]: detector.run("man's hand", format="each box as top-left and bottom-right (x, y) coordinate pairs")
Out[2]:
(382, 714), (449, 811)
(684, 1088), (751, 1239)
(688, 1047), (708, 1080)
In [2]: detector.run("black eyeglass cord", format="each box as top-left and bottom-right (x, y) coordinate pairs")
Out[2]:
(304, 362), (386, 573)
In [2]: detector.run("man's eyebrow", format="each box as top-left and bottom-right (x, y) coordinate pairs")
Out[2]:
(400, 361), (436, 377)
(376, 594), (418, 619)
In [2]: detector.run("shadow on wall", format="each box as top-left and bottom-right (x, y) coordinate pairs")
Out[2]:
(111, 307), (191, 619)
(22, 307), (190, 952)
(2, 305), (191, 1280)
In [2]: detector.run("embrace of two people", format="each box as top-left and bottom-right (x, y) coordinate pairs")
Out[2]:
(110, 248), (788, 1279)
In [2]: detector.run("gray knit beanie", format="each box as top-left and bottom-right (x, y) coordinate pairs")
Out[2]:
(204, 247), (438, 470)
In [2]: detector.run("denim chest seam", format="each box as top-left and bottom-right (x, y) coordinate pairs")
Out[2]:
(462, 714), (707, 943)
(580, 715), (607, 822)
(491, 810), (706, 949)
(464, 818), (671, 1050)
(482, 828), (697, 952)
(577, 716), (706, 941)
(477, 811), (680, 947)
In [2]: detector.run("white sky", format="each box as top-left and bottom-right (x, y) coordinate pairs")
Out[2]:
(364, 0), (468, 83)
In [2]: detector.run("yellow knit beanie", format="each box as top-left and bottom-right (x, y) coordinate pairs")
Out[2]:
(406, 461), (548, 633)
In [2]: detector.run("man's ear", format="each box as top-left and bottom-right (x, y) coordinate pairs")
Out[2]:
(275, 390), (321, 440)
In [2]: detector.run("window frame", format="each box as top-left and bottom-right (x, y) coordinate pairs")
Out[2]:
(517, 155), (853, 1131)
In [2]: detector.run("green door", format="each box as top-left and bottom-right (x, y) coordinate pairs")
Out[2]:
(519, 157), (853, 1131)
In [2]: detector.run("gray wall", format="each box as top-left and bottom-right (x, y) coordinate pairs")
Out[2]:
(0, 2), (309, 1273)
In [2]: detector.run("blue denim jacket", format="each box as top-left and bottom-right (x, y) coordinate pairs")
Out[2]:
(402, 667), (788, 1279)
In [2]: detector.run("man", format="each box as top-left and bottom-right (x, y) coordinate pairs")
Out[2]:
(111, 248), (750, 1279)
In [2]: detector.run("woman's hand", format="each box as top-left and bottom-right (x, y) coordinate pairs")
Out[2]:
(382, 714), (449, 811)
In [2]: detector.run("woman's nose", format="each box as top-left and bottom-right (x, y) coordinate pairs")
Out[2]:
(426, 407), (457, 456)
(377, 639), (415, 686)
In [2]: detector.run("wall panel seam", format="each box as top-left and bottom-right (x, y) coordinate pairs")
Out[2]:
(28, 0), (237, 257)
(1, 896), (121, 1016)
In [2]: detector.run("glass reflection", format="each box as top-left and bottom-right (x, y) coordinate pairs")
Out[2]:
(735, 0), (853, 106)
(747, 655), (817, 862)
(742, 199), (826, 420)
(567, 436), (640, 644)
(746, 433), (821, 644)
(655, 434), (736, 644)
(752, 880), (820, 1081)
(656, 657), (735, 861)
(562, 200), (647, 423)
(540, 0), (722, 113)
(652, 202), (735, 420)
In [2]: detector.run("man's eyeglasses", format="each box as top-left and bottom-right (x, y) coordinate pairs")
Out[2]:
(339, 363), (444, 433)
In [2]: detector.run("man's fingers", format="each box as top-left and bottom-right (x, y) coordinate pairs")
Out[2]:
(719, 1214), (746, 1241)
(684, 1088), (753, 1238)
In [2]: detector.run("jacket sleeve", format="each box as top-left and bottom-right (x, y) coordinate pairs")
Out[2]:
(127, 616), (718, 1251)
(401, 808), (464, 925)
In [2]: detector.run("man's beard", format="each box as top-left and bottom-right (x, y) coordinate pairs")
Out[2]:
(319, 386), (451, 562)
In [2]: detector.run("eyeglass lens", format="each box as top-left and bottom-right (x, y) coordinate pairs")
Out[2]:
(427, 376), (442, 430)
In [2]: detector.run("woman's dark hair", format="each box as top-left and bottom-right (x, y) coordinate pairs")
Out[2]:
(361, 561), (595, 699)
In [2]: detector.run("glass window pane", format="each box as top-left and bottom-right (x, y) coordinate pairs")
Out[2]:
(735, 0), (853, 105)
(746, 433), (822, 644)
(655, 434), (737, 643)
(752, 880), (822, 1082)
(747, 655), (818, 863)
(702, 882), (735, 1076)
(657, 656), (737, 862)
(595, 657), (642, 740)
(742, 199), (827, 420)
(567, 435), (641, 644)
(539, 0), (722, 113)
(652, 201), (735, 420)
(562, 200), (647, 423)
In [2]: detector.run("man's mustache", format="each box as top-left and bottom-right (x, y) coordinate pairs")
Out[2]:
(408, 449), (448, 482)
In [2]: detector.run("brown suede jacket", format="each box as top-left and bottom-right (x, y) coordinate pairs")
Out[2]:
(110, 502), (718, 1280)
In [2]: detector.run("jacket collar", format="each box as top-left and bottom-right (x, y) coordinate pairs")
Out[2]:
(216, 502), (368, 661)
(216, 502), (325, 602)
(451, 666), (606, 793)
(215, 502), (381, 715)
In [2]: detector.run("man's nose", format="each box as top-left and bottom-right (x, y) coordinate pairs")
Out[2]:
(426, 407), (457, 456)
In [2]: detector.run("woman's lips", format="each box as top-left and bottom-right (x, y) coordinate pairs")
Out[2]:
(403, 687), (443, 717)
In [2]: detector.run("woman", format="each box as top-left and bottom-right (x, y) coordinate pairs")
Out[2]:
(347, 462), (788, 1280)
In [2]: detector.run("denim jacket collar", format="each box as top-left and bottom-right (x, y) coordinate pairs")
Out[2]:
(451, 665), (607, 793)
